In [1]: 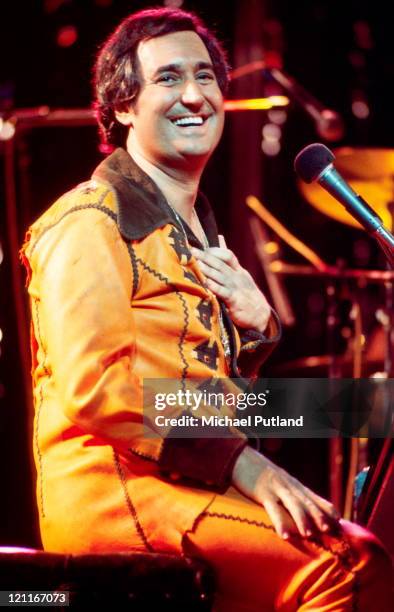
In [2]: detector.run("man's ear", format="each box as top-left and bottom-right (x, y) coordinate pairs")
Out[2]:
(114, 108), (134, 126)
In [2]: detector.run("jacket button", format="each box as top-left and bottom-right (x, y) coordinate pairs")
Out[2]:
(170, 472), (181, 481)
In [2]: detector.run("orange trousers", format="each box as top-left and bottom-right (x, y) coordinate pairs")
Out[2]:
(182, 487), (393, 611)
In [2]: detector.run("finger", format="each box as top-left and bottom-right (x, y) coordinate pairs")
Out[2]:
(300, 496), (333, 534)
(292, 488), (340, 532)
(205, 277), (232, 300)
(262, 496), (291, 540)
(202, 247), (240, 270)
(195, 259), (228, 287)
(276, 488), (313, 538)
(191, 247), (233, 273)
(308, 490), (341, 520)
(218, 234), (227, 248)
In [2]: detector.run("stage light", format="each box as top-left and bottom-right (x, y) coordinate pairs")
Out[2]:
(262, 123), (281, 140)
(57, 25), (78, 48)
(0, 119), (15, 141)
(224, 96), (288, 111)
(267, 109), (287, 125)
(261, 139), (281, 156)
(351, 99), (370, 119)
(264, 241), (279, 255)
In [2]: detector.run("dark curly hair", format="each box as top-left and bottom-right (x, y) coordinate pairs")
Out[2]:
(93, 7), (230, 150)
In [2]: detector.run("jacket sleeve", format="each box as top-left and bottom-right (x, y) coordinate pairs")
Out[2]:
(236, 308), (282, 379)
(22, 206), (246, 490)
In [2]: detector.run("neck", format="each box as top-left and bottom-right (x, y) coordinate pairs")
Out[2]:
(126, 142), (203, 225)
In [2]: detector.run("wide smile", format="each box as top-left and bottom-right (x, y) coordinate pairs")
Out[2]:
(169, 114), (212, 128)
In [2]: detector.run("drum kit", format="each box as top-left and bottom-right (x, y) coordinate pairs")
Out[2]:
(248, 146), (394, 518)
(250, 146), (394, 381)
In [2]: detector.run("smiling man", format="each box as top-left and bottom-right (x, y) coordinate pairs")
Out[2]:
(21, 7), (392, 611)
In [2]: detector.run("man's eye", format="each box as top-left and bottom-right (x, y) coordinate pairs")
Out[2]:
(157, 74), (178, 85)
(197, 72), (215, 82)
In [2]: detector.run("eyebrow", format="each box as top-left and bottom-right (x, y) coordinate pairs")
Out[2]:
(152, 61), (215, 78)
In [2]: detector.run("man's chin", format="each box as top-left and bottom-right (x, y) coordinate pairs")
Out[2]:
(180, 140), (220, 159)
(177, 149), (213, 169)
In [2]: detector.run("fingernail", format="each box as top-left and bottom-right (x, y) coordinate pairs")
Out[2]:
(282, 532), (289, 540)
(306, 529), (313, 537)
(322, 523), (330, 532)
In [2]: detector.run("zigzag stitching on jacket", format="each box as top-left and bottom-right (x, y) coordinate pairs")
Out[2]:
(135, 257), (189, 386)
(112, 448), (153, 551)
(201, 510), (359, 609)
(29, 195), (115, 256)
(176, 291), (190, 384)
(126, 243), (139, 296)
(203, 511), (357, 568)
(180, 495), (217, 559)
(201, 510), (275, 532)
(128, 447), (157, 463)
(32, 298), (47, 518)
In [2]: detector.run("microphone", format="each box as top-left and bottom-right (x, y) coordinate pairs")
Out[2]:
(267, 68), (344, 141)
(294, 143), (394, 265)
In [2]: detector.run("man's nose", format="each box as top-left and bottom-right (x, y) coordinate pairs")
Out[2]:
(180, 80), (204, 108)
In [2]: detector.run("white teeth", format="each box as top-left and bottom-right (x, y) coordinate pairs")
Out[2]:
(173, 116), (204, 126)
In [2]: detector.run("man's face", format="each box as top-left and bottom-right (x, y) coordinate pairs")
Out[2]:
(124, 30), (225, 171)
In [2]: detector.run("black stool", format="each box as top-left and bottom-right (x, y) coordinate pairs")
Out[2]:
(0, 547), (215, 610)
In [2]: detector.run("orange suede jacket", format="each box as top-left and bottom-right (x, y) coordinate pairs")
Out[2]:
(21, 148), (281, 552)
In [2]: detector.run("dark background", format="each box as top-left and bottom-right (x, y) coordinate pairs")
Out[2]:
(1, 0), (392, 547)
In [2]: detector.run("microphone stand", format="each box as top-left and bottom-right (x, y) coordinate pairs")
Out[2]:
(230, 60), (345, 141)
(246, 195), (394, 514)
(373, 224), (394, 270)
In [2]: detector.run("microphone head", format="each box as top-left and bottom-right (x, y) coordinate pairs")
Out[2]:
(294, 143), (335, 183)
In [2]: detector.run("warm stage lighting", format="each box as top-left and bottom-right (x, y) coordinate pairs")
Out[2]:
(264, 241), (280, 255)
(0, 119), (15, 141)
(224, 96), (289, 111)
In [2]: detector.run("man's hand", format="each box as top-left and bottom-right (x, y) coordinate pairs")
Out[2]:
(232, 446), (341, 539)
(190, 237), (271, 332)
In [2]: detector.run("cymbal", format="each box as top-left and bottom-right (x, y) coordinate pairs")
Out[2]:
(269, 261), (394, 282)
(298, 147), (394, 230)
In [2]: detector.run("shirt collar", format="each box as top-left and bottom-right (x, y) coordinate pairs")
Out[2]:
(92, 147), (219, 247)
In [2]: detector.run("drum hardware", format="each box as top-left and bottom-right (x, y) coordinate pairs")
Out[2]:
(230, 59), (344, 142)
(247, 194), (393, 516)
(249, 216), (296, 327)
